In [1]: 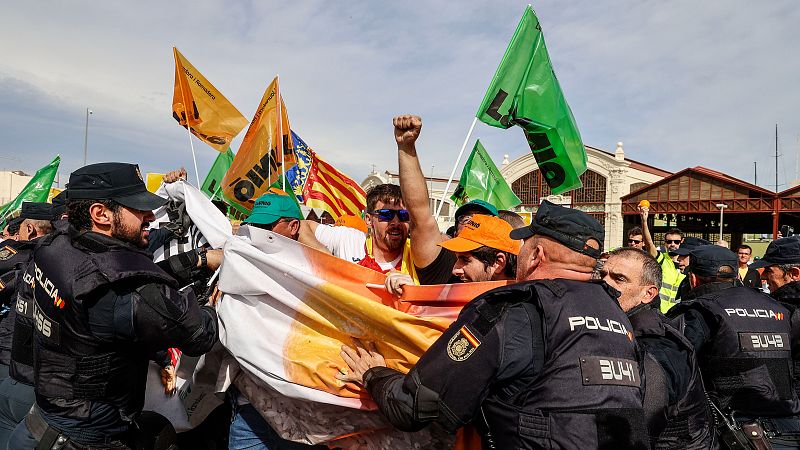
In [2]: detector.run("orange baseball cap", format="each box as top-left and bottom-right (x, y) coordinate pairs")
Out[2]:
(439, 215), (520, 255)
(334, 214), (368, 233)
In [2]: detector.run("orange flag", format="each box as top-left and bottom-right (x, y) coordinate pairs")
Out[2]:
(222, 77), (295, 212)
(172, 47), (249, 152)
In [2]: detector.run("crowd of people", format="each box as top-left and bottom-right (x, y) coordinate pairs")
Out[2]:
(0, 114), (797, 449)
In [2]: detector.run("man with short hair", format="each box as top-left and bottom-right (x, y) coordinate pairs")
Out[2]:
(301, 183), (415, 278)
(1, 218), (22, 242)
(435, 215), (518, 283)
(640, 207), (684, 312)
(736, 244), (761, 289)
(9, 163), (219, 449)
(627, 225), (645, 250)
(668, 245), (800, 447)
(338, 201), (648, 449)
(602, 248), (713, 449)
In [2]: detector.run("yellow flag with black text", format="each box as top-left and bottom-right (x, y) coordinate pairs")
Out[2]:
(172, 47), (249, 152)
(222, 77), (295, 212)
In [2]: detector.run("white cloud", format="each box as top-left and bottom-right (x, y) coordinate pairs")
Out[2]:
(0, 0), (797, 190)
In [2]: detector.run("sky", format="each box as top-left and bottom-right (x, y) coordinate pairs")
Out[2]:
(0, 1), (798, 191)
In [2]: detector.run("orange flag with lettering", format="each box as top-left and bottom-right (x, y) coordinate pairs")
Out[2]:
(172, 47), (249, 152)
(221, 76), (295, 212)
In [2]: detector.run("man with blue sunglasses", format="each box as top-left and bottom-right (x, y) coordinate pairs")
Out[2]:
(300, 184), (416, 279)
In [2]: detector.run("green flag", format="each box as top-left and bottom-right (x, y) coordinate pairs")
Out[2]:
(451, 140), (521, 210)
(201, 148), (235, 200)
(0, 155), (60, 223)
(476, 6), (586, 195)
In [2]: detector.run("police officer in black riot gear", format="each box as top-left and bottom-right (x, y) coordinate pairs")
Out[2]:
(8, 163), (219, 450)
(602, 247), (715, 449)
(337, 201), (649, 449)
(668, 245), (800, 449)
(0, 203), (56, 445)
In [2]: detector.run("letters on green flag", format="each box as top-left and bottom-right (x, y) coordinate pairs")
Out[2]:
(451, 140), (521, 210)
(201, 148), (235, 200)
(476, 6), (586, 195)
(0, 155), (61, 223)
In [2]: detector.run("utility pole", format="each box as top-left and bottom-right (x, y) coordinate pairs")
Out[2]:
(83, 108), (93, 166)
(754, 161), (757, 186)
(775, 124), (779, 193)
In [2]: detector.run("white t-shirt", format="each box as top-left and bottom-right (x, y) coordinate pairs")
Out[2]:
(314, 224), (367, 264)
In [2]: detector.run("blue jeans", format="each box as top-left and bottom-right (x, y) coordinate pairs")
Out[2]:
(229, 403), (323, 450)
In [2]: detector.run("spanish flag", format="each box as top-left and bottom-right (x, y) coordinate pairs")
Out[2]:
(172, 47), (249, 152)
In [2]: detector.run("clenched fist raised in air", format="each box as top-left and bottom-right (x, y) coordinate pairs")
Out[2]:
(393, 115), (422, 149)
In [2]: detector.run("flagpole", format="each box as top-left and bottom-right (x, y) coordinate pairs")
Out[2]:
(185, 124), (201, 187)
(276, 74), (286, 192)
(434, 117), (478, 218)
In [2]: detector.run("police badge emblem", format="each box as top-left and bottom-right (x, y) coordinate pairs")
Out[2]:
(0, 245), (17, 261)
(447, 325), (481, 362)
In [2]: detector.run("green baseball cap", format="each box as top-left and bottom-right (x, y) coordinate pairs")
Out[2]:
(244, 193), (303, 225)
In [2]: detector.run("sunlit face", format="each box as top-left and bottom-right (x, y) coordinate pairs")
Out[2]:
(111, 206), (155, 248)
(665, 233), (683, 252)
(602, 255), (657, 312)
(627, 234), (644, 249)
(364, 200), (409, 254)
(452, 251), (495, 283)
(761, 265), (795, 293)
(737, 248), (751, 266)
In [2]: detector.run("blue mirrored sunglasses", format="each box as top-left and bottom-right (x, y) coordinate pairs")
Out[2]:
(370, 209), (410, 222)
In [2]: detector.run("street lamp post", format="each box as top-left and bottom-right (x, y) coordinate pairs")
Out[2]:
(715, 203), (728, 242)
(83, 108), (93, 166)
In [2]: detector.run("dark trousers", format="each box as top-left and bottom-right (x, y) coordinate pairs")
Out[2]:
(0, 364), (34, 449)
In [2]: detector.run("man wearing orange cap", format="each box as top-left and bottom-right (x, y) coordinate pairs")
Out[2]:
(437, 215), (518, 283)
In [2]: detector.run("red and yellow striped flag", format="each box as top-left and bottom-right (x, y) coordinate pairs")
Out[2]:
(290, 132), (365, 220)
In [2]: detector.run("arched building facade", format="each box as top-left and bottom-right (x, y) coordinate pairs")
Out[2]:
(362, 143), (670, 250)
(500, 144), (669, 250)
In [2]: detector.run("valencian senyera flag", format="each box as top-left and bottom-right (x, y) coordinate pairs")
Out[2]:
(476, 5), (586, 195)
(451, 139), (521, 210)
(286, 132), (366, 220)
(222, 77), (295, 212)
(0, 155), (60, 223)
(172, 47), (249, 152)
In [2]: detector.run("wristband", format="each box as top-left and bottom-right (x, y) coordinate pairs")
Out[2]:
(198, 248), (208, 268)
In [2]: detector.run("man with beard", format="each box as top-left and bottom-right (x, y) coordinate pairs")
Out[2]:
(602, 248), (714, 449)
(338, 201), (648, 449)
(639, 206), (684, 312)
(8, 163), (219, 450)
(301, 183), (416, 279)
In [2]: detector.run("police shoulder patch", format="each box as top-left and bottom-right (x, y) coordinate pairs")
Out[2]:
(447, 325), (481, 362)
(0, 245), (17, 261)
